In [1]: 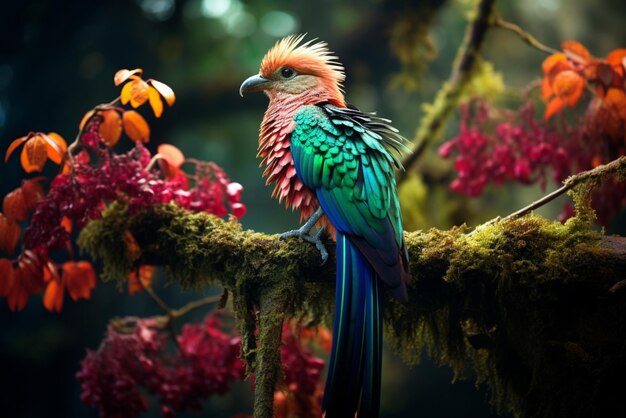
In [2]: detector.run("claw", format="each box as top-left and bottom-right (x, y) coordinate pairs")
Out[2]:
(279, 208), (328, 264)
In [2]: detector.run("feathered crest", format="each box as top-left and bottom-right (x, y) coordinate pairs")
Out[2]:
(260, 34), (345, 89)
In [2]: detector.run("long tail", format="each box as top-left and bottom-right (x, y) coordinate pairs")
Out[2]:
(323, 232), (383, 418)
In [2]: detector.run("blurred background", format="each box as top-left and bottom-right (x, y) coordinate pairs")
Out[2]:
(1, 0), (624, 417)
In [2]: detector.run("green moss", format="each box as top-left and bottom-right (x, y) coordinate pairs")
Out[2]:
(78, 199), (626, 418)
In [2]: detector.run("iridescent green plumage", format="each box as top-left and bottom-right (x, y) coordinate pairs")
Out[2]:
(291, 104), (409, 300)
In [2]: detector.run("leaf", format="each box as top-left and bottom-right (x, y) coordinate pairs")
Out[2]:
(0, 213), (21, 255)
(122, 78), (150, 108)
(604, 88), (626, 121)
(148, 87), (164, 118)
(122, 110), (150, 143)
(3, 188), (27, 222)
(61, 216), (72, 233)
(120, 81), (133, 105)
(114, 68), (143, 86)
(158, 144), (185, 168)
(562, 40), (592, 62)
(99, 109), (123, 147)
(79, 110), (95, 130)
(544, 97), (565, 120)
(43, 278), (64, 312)
(17, 251), (45, 293)
(128, 265), (155, 295)
(552, 70), (585, 106)
(63, 261), (96, 301)
(5, 135), (29, 163)
(0, 258), (15, 297)
(43, 132), (67, 164)
(20, 134), (48, 173)
(6, 277), (28, 311)
(21, 178), (45, 212)
(149, 79), (176, 106)
(542, 53), (569, 76)
(541, 77), (553, 101)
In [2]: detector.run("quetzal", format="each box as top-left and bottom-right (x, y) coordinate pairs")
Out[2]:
(240, 35), (410, 418)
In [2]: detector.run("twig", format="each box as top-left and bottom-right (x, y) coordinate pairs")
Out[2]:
(172, 294), (222, 318)
(66, 98), (121, 168)
(472, 155), (626, 232)
(492, 17), (559, 55)
(398, 0), (496, 183)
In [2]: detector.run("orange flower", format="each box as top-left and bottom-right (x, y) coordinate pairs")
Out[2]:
(5, 131), (67, 173)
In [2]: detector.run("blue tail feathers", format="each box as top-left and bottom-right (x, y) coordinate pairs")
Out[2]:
(323, 232), (383, 418)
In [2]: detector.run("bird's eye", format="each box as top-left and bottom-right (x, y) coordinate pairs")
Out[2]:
(281, 67), (296, 79)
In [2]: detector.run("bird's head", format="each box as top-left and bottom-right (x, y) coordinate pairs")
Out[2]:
(240, 35), (345, 106)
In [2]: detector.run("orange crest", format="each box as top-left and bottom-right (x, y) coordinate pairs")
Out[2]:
(260, 34), (345, 89)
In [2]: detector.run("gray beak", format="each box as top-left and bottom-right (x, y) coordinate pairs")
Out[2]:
(239, 74), (270, 97)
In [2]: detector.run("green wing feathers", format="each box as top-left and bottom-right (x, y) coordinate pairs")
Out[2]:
(290, 104), (409, 300)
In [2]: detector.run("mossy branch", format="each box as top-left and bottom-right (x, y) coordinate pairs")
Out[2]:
(78, 198), (626, 417)
(475, 155), (626, 232)
(398, 0), (496, 182)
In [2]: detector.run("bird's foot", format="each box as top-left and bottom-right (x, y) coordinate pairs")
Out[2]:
(280, 226), (329, 265)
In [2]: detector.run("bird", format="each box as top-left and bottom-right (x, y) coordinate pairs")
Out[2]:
(240, 34), (410, 418)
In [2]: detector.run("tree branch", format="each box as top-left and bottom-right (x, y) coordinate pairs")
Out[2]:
(473, 155), (626, 232)
(78, 195), (626, 418)
(492, 17), (558, 55)
(398, 0), (496, 183)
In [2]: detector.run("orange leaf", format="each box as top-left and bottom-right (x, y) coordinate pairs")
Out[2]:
(541, 77), (553, 101)
(114, 68), (143, 86)
(3, 188), (27, 222)
(552, 70), (585, 106)
(158, 144), (185, 168)
(604, 88), (626, 121)
(0, 213), (21, 255)
(123, 110), (150, 143)
(120, 81), (133, 105)
(0, 258), (15, 297)
(544, 97), (565, 120)
(79, 110), (95, 130)
(562, 40), (592, 62)
(5, 135), (29, 163)
(542, 53), (569, 76)
(99, 109), (123, 147)
(149, 79), (176, 106)
(122, 78), (150, 108)
(43, 278), (64, 312)
(63, 261), (96, 301)
(18, 250), (45, 293)
(606, 49), (626, 67)
(21, 178), (45, 212)
(148, 87), (164, 118)
(20, 134), (48, 173)
(128, 265), (155, 295)
(6, 276), (28, 311)
(43, 132), (67, 165)
(61, 216), (72, 233)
